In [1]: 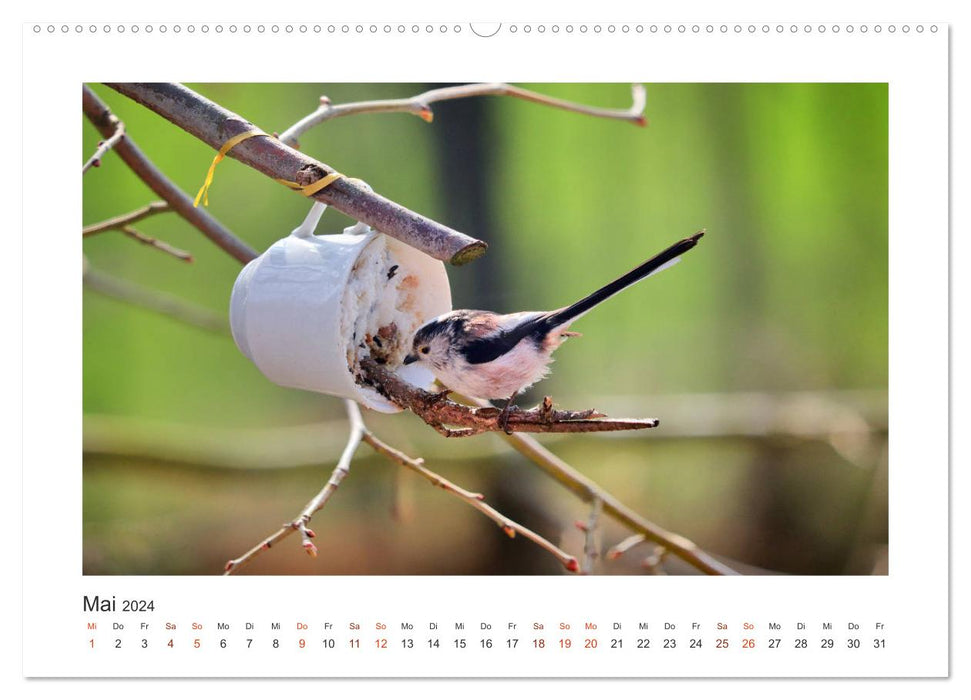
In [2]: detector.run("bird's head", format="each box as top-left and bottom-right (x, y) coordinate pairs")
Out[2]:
(403, 317), (456, 371)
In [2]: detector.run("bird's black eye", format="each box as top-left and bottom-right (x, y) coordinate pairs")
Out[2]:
(420, 346), (430, 355)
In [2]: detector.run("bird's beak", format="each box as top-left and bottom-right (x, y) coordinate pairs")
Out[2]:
(403, 354), (418, 365)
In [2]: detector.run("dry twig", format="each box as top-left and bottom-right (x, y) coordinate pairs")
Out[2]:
(82, 119), (125, 173)
(279, 83), (647, 147)
(104, 82), (488, 266)
(82, 86), (258, 264)
(641, 546), (670, 575)
(225, 400), (577, 573)
(607, 533), (648, 560)
(83, 201), (170, 236)
(362, 429), (577, 571)
(578, 497), (603, 574)
(117, 226), (193, 262)
(493, 422), (738, 575)
(360, 358), (659, 437)
(223, 400), (365, 574)
(84, 201), (192, 261)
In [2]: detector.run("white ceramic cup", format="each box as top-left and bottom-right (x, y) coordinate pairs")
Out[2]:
(229, 204), (452, 413)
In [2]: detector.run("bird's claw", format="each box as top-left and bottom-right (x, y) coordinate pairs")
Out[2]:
(498, 403), (516, 435)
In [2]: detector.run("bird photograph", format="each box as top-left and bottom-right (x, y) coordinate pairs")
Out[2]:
(82, 83), (888, 576)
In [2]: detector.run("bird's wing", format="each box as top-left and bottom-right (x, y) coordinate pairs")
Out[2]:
(459, 312), (550, 365)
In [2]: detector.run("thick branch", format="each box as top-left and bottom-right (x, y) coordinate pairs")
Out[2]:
(82, 85), (258, 264)
(279, 83), (647, 147)
(359, 358), (659, 437)
(104, 82), (488, 266)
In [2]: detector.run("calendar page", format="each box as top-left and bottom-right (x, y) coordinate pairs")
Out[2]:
(18, 2), (955, 693)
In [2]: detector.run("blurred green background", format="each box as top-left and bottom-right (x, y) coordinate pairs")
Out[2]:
(82, 83), (888, 575)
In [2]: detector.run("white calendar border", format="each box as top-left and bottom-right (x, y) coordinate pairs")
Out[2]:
(15, 0), (956, 689)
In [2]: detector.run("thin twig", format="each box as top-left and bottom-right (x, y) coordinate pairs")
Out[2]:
(82, 120), (125, 173)
(362, 429), (578, 571)
(493, 422), (739, 575)
(297, 401), (365, 524)
(224, 400), (366, 574)
(104, 82), (487, 266)
(389, 465), (410, 523)
(83, 202), (191, 261)
(578, 497), (603, 574)
(82, 257), (228, 334)
(279, 83), (647, 147)
(641, 546), (669, 575)
(225, 400), (579, 573)
(83, 201), (170, 236)
(82, 85), (258, 264)
(606, 533), (648, 560)
(359, 358), (659, 437)
(117, 226), (193, 262)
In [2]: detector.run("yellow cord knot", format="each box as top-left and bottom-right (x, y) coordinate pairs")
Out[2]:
(193, 129), (267, 207)
(195, 129), (346, 206)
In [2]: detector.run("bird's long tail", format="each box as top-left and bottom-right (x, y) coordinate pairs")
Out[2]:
(540, 230), (705, 330)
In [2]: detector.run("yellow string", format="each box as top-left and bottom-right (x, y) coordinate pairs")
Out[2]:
(195, 128), (345, 207)
(274, 171), (344, 197)
(194, 129), (267, 207)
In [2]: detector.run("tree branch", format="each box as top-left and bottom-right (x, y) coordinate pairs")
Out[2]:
(361, 429), (578, 571)
(493, 424), (738, 575)
(606, 533), (647, 560)
(578, 497), (603, 575)
(225, 400), (579, 574)
(278, 83), (647, 147)
(117, 226), (193, 262)
(223, 400), (366, 574)
(82, 85), (259, 264)
(359, 358), (659, 437)
(82, 119), (125, 173)
(103, 82), (488, 266)
(84, 201), (192, 261)
(360, 358), (733, 574)
(83, 201), (170, 236)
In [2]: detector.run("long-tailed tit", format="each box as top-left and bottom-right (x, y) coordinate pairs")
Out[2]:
(403, 231), (705, 427)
